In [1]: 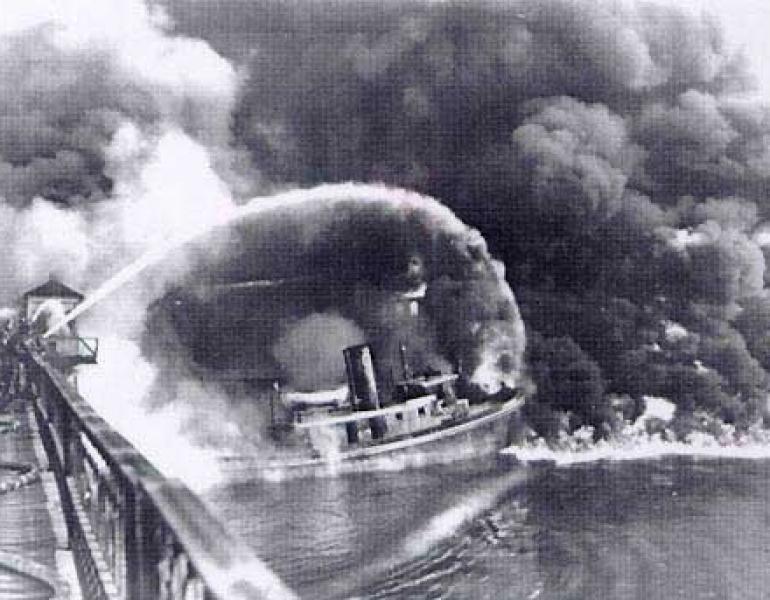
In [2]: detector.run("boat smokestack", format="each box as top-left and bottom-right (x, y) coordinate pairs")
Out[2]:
(343, 344), (387, 439)
(344, 344), (379, 408)
(399, 342), (411, 380)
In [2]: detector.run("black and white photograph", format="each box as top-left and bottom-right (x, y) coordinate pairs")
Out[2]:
(1, 0), (770, 598)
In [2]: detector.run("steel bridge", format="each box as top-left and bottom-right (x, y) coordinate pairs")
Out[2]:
(0, 346), (298, 600)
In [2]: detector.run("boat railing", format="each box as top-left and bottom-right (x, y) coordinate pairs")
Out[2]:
(26, 350), (298, 600)
(293, 394), (440, 429)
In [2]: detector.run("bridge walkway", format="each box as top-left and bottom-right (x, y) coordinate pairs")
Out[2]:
(0, 398), (77, 599)
(0, 346), (299, 600)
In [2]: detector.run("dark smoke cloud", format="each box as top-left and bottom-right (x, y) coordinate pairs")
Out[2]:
(272, 312), (366, 390)
(153, 188), (526, 394)
(162, 0), (758, 203)
(656, 220), (765, 308)
(0, 18), (247, 208)
(2, 0), (770, 447)
(155, 0), (770, 436)
(0, 30), (116, 205)
(510, 96), (645, 227)
(0, 0), (259, 308)
(0, 1), (268, 478)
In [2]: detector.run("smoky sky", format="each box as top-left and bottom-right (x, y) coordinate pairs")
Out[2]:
(162, 0), (765, 208)
(160, 1), (770, 278)
(3, 0), (770, 429)
(150, 0), (770, 427)
(151, 1), (770, 310)
(151, 189), (525, 391)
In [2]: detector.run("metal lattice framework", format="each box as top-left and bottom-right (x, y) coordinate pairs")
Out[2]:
(27, 351), (298, 600)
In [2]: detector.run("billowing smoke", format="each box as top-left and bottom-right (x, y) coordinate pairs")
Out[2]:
(0, 0), (247, 307)
(0, 0), (251, 482)
(273, 313), (366, 391)
(2, 0), (770, 468)
(157, 0), (770, 438)
(156, 185), (526, 395)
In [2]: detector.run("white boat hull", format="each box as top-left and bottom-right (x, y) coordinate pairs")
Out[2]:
(221, 396), (523, 478)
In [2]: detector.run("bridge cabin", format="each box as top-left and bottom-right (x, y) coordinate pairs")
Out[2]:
(20, 276), (97, 368)
(22, 275), (83, 331)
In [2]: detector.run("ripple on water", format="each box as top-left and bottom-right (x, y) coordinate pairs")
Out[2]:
(206, 456), (770, 599)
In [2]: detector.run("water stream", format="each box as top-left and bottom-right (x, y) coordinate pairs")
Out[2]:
(45, 183), (447, 337)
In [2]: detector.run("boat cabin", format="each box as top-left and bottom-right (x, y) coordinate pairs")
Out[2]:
(277, 343), (472, 450)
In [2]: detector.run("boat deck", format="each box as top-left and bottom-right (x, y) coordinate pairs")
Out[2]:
(221, 395), (523, 476)
(0, 400), (78, 599)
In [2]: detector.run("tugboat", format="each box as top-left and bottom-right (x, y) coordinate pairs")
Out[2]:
(251, 343), (524, 473)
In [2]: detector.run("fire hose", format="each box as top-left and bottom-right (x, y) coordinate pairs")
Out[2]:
(0, 459), (40, 494)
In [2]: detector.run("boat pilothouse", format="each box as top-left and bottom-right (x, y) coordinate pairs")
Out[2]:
(268, 342), (523, 467)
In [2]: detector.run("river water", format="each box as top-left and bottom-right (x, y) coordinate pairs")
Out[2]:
(204, 455), (770, 599)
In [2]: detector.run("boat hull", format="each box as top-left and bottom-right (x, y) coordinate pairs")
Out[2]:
(221, 396), (523, 479)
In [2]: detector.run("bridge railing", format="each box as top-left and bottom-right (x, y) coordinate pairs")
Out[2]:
(43, 335), (99, 366)
(27, 351), (297, 600)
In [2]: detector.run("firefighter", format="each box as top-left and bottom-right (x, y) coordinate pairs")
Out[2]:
(6, 318), (31, 399)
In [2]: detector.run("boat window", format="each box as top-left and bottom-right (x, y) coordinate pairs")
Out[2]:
(418, 406), (426, 417)
(395, 412), (403, 421)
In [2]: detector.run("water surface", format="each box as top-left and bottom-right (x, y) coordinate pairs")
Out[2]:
(204, 456), (770, 599)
